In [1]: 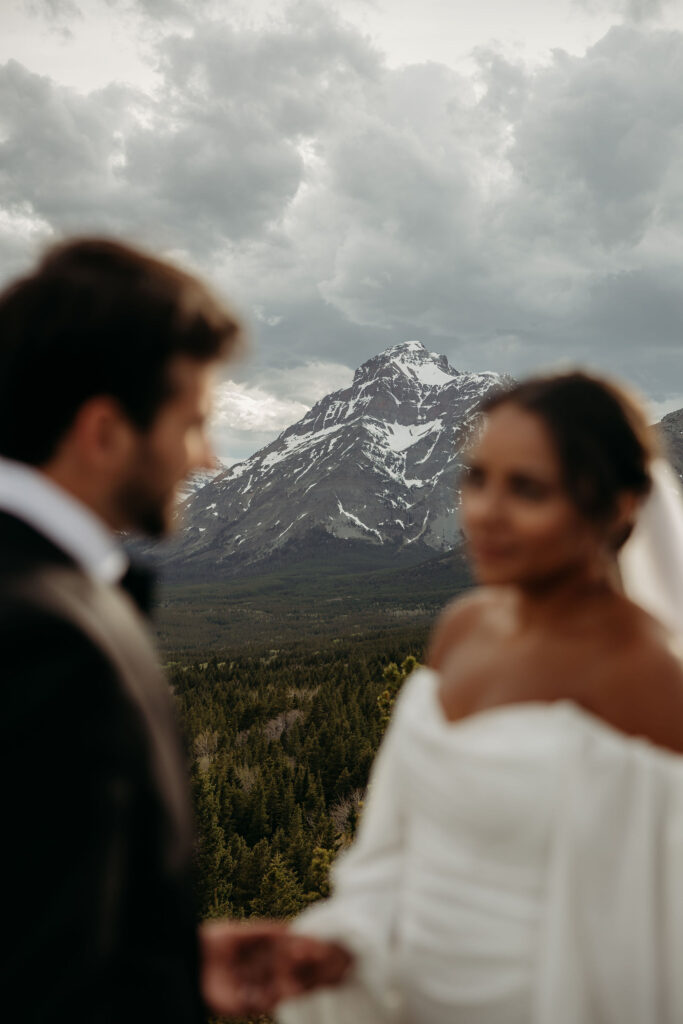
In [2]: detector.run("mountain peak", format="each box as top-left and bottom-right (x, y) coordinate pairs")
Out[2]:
(387, 339), (427, 355)
(353, 339), (460, 388)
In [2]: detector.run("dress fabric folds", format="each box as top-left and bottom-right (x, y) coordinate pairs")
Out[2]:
(277, 668), (683, 1024)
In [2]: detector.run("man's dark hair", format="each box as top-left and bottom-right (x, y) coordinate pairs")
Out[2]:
(0, 237), (241, 465)
(480, 371), (657, 549)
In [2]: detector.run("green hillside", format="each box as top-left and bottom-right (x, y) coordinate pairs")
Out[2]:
(154, 546), (471, 656)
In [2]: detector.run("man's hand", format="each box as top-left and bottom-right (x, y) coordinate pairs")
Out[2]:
(199, 919), (353, 1018)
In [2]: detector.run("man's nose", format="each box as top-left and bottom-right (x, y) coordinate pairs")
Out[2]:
(197, 440), (216, 471)
(190, 435), (216, 473)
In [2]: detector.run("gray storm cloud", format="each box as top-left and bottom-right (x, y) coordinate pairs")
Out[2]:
(28, 0), (84, 20)
(0, 1), (682, 414)
(574, 0), (674, 23)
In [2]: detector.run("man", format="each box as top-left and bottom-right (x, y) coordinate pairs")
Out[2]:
(0, 239), (348, 1022)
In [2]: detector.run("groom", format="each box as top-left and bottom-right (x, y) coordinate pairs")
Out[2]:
(0, 239), (348, 1022)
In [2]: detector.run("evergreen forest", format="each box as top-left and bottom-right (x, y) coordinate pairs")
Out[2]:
(169, 627), (426, 1023)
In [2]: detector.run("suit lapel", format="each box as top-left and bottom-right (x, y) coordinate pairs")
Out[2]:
(0, 510), (76, 572)
(119, 562), (156, 617)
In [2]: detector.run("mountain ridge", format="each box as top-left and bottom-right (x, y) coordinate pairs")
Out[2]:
(150, 344), (682, 583)
(156, 341), (510, 579)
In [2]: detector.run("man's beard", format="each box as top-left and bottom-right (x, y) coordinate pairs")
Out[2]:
(120, 489), (172, 537)
(115, 456), (178, 538)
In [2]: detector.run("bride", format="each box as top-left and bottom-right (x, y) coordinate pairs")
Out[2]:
(278, 371), (683, 1024)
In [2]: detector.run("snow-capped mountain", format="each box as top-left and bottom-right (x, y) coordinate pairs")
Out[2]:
(161, 341), (511, 578)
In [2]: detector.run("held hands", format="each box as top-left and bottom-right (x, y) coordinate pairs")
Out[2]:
(199, 919), (353, 1019)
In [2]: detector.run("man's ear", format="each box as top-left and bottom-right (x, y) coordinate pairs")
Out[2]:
(70, 396), (137, 469)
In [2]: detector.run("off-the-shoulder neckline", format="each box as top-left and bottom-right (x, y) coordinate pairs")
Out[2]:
(408, 666), (683, 763)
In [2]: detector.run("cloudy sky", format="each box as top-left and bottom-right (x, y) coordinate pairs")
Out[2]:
(1, 0), (683, 461)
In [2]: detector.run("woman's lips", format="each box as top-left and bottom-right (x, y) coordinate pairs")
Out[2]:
(468, 540), (516, 561)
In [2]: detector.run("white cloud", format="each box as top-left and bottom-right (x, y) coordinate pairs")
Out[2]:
(209, 360), (353, 461)
(648, 394), (683, 421)
(212, 382), (308, 433)
(255, 361), (354, 406)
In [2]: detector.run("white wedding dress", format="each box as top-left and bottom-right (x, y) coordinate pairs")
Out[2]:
(278, 462), (683, 1024)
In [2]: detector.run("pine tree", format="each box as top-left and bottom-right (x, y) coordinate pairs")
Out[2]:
(285, 806), (311, 880)
(191, 767), (232, 917)
(305, 846), (334, 900)
(245, 780), (270, 844)
(377, 655), (418, 730)
(250, 853), (306, 918)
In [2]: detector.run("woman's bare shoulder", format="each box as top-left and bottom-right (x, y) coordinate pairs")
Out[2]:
(592, 607), (683, 754)
(427, 588), (503, 670)
(613, 601), (683, 679)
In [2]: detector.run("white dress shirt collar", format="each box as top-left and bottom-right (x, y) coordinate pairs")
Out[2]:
(0, 456), (128, 584)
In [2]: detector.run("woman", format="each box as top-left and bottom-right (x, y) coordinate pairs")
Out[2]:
(278, 371), (683, 1024)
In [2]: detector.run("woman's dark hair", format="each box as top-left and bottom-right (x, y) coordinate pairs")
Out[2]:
(0, 237), (242, 465)
(480, 371), (658, 549)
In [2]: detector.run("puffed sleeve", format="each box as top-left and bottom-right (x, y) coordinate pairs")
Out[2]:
(277, 674), (423, 1024)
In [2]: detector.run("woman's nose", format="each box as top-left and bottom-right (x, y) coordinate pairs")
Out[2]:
(464, 485), (507, 526)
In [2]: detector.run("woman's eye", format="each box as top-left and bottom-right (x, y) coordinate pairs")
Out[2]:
(462, 465), (485, 487)
(511, 478), (550, 500)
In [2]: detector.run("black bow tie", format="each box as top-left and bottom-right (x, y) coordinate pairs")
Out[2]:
(119, 562), (156, 616)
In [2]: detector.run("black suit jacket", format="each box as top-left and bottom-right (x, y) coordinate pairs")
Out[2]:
(0, 512), (205, 1023)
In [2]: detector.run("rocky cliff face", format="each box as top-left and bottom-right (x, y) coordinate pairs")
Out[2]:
(658, 408), (683, 481)
(160, 341), (510, 578)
